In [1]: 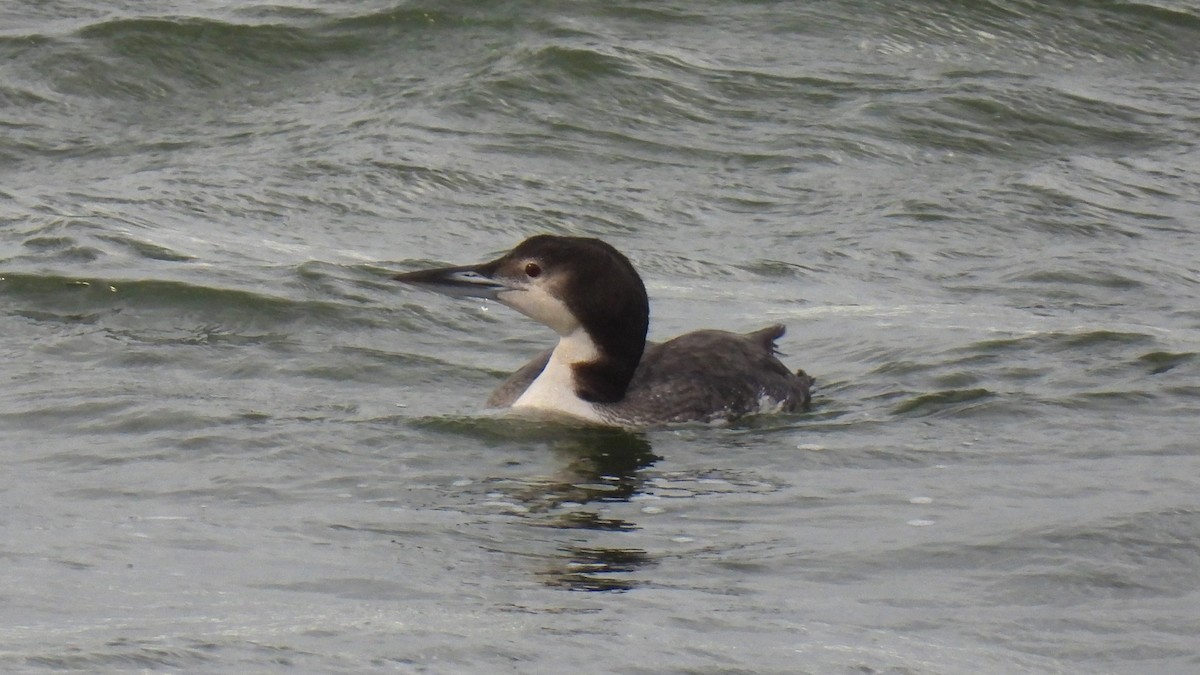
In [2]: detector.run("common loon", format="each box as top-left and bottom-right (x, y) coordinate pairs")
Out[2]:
(393, 235), (813, 427)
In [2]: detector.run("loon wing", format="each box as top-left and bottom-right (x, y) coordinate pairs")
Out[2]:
(614, 324), (813, 424)
(487, 348), (552, 407)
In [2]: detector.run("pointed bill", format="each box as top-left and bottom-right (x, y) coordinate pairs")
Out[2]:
(392, 262), (510, 300)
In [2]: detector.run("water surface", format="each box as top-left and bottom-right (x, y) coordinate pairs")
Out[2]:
(3, 1), (1200, 672)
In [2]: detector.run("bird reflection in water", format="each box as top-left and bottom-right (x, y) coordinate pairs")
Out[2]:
(520, 425), (659, 592)
(413, 415), (663, 591)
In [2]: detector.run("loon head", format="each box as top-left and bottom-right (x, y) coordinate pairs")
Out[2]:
(393, 235), (650, 403)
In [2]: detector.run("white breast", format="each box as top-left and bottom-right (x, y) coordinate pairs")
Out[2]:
(512, 329), (607, 423)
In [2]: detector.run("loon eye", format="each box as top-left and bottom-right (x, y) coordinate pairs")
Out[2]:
(524, 262), (542, 278)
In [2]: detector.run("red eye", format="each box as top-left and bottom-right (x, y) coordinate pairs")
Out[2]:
(525, 262), (542, 278)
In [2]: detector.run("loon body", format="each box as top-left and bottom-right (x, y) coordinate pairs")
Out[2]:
(393, 235), (813, 427)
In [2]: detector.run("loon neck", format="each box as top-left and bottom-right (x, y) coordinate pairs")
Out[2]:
(511, 327), (642, 419)
(568, 305), (647, 404)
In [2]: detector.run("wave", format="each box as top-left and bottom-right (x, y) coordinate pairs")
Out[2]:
(0, 268), (391, 332)
(2, 8), (472, 103)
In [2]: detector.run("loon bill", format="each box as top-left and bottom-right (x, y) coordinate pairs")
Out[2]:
(392, 235), (813, 427)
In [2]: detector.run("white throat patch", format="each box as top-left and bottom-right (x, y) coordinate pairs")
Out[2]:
(512, 328), (607, 423)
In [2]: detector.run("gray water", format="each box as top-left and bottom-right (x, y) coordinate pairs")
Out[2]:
(3, 1), (1200, 672)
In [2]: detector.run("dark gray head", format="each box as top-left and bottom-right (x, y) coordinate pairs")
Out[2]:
(393, 235), (650, 402)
